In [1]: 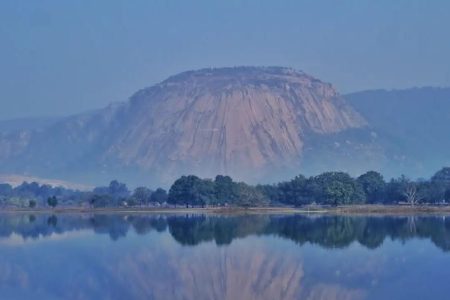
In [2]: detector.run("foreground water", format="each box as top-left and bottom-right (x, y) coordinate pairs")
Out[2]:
(1, 213), (450, 300)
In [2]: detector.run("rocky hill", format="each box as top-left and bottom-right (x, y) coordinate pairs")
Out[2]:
(0, 67), (371, 186)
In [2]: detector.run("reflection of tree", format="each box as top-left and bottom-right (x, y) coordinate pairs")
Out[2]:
(89, 215), (130, 241)
(167, 215), (270, 246)
(168, 215), (214, 245)
(129, 216), (167, 235)
(267, 216), (362, 249)
(2, 214), (450, 251)
(357, 218), (388, 249)
(47, 215), (58, 227)
(407, 216), (417, 233)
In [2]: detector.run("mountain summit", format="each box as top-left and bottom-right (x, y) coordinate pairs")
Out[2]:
(1, 67), (369, 185)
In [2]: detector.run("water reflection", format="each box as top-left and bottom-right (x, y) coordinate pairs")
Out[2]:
(0, 214), (450, 251)
(1, 214), (450, 299)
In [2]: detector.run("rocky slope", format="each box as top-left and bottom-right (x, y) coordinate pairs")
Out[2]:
(0, 67), (369, 185)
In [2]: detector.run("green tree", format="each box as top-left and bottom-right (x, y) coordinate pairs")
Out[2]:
(0, 183), (13, 197)
(168, 175), (217, 207)
(385, 177), (405, 204)
(235, 182), (269, 207)
(132, 187), (152, 207)
(416, 181), (444, 204)
(431, 167), (450, 185)
(313, 172), (366, 205)
(426, 167), (450, 202)
(357, 171), (386, 203)
(256, 184), (280, 204)
(151, 188), (168, 204)
(126, 197), (139, 207)
(108, 180), (130, 198)
(89, 194), (115, 208)
(214, 175), (238, 205)
(47, 196), (58, 208)
(93, 180), (130, 201)
(390, 175), (420, 205)
(445, 189), (450, 202)
(29, 200), (36, 208)
(277, 175), (308, 206)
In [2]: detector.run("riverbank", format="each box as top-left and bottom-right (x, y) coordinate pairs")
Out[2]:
(2, 204), (450, 215)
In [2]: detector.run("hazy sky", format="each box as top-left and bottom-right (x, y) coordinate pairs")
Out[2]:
(1, 0), (449, 120)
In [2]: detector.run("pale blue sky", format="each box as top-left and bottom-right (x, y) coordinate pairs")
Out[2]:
(1, 0), (449, 119)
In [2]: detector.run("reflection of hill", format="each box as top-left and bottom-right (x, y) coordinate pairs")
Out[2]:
(304, 284), (366, 300)
(1, 214), (450, 252)
(107, 238), (366, 300)
(175, 245), (304, 300)
(110, 239), (305, 299)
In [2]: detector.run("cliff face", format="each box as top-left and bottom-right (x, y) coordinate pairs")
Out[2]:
(102, 67), (366, 178)
(0, 67), (367, 184)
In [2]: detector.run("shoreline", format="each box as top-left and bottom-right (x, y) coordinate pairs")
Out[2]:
(2, 205), (450, 216)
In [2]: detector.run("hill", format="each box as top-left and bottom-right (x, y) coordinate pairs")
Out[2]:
(0, 67), (370, 185)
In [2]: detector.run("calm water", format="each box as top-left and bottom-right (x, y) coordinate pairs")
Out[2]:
(1, 213), (450, 300)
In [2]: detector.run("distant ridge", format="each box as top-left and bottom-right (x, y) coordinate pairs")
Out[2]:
(345, 87), (450, 177)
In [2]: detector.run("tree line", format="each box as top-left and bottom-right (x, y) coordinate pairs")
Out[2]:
(167, 168), (450, 207)
(259, 168), (450, 206)
(0, 167), (449, 208)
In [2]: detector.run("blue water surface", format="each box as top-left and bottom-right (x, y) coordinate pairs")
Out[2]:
(0, 213), (449, 300)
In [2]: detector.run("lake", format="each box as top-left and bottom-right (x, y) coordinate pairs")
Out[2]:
(0, 213), (450, 300)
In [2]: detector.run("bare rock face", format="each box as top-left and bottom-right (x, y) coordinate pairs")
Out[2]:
(102, 67), (366, 180)
(0, 67), (367, 184)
